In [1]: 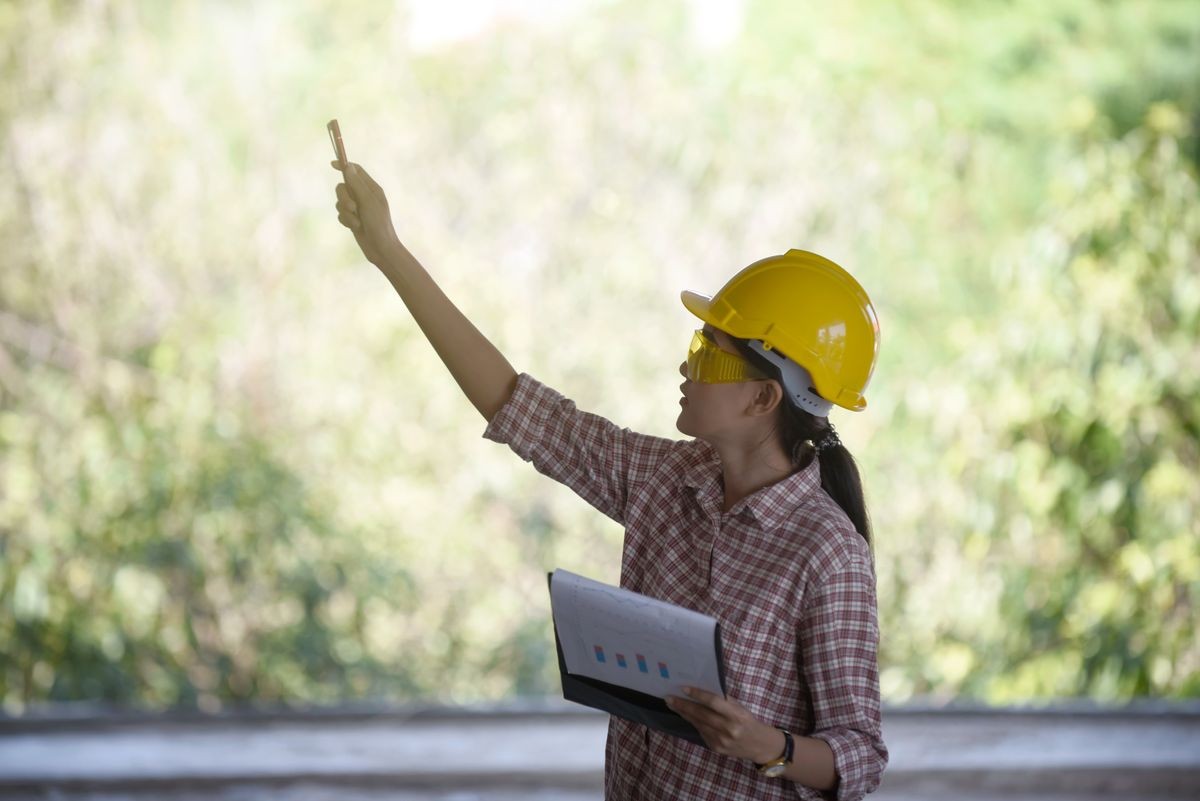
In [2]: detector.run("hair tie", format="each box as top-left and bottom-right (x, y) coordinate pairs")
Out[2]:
(813, 426), (841, 455)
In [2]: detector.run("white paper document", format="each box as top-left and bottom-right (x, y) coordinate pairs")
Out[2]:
(549, 568), (724, 700)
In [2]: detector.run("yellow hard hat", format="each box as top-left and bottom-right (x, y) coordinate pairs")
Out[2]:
(681, 249), (880, 412)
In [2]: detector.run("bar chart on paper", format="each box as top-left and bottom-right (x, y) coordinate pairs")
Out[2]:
(593, 647), (671, 678)
(550, 569), (723, 699)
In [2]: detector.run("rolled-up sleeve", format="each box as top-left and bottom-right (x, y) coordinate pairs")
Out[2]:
(483, 373), (680, 525)
(796, 550), (888, 801)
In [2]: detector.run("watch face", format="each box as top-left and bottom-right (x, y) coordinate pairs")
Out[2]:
(762, 763), (788, 778)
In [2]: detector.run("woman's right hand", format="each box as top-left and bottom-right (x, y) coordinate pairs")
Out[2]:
(330, 162), (518, 422)
(332, 161), (399, 268)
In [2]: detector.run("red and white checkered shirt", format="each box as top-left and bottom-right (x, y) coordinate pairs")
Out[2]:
(484, 374), (887, 800)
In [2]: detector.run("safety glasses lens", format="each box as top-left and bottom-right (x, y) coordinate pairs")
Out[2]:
(686, 330), (765, 384)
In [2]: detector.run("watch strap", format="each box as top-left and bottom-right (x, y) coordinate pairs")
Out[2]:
(754, 728), (794, 774)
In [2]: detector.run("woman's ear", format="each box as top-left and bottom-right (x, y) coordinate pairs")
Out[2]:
(748, 379), (784, 417)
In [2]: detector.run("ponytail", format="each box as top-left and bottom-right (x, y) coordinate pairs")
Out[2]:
(777, 402), (873, 546)
(731, 338), (873, 546)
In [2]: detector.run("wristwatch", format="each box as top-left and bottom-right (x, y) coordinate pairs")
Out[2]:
(754, 728), (794, 778)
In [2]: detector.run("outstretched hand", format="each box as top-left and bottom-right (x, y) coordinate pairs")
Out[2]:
(332, 160), (399, 268)
(666, 687), (785, 764)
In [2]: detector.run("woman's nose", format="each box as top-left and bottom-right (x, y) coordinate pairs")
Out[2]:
(679, 361), (688, 378)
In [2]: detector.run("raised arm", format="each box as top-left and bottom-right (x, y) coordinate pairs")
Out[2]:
(332, 161), (517, 421)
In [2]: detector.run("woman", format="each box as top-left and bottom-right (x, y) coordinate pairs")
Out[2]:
(333, 160), (887, 800)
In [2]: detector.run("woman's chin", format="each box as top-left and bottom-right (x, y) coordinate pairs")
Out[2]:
(675, 410), (693, 436)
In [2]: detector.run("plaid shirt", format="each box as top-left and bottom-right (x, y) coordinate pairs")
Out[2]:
(484, 374), (887, 800)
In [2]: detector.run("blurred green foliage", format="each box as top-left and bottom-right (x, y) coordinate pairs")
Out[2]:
(1, 0), (1197, 712)
(874, 111), (1200, 702)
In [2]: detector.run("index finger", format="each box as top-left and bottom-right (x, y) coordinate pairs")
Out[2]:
(340, 161), (364, 187)
(343, 162), (383, 195)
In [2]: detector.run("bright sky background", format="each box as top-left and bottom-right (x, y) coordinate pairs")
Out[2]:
(406, 0), (746, 50)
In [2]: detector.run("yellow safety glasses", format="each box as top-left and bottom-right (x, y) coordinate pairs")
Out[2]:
(686, 329), (769, 384)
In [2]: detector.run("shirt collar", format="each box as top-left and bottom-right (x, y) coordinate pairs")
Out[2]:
(683, 442), (821, 527)
(739, 458), (821, 528)
(682, 442), (722, 494)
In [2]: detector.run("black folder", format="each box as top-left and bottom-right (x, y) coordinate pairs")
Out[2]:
(547, 572), (728, 746)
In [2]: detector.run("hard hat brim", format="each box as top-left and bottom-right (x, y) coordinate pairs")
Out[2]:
(681, 289), (766, 342)
(680, 290), (717, 326)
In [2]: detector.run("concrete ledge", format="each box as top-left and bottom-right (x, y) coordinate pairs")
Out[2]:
(0, 701), (1197, 800)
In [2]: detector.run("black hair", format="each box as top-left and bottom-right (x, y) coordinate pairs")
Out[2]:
(729, 337), (873, 547)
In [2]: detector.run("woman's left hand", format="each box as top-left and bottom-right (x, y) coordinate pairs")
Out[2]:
(666, 688), (785, 763)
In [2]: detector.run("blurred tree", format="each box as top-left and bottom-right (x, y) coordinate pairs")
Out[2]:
(0, 343), (420, 709)
(1, 0), (1198, 711)
(876, 107), (1200, 702)
(982, 105), (1200, 700)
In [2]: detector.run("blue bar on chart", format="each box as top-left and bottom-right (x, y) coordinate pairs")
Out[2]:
(594, 645), (606, 664)
(658, 661), (670, 678)
(616, 653), (627, 668)
(636, 654), (648, 673)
